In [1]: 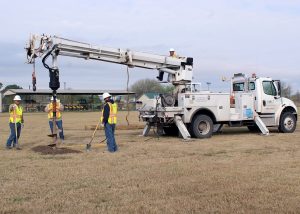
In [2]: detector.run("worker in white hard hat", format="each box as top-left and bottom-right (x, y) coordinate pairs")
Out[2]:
(6, 95), (24, 149)
(100, 92), (118, 152)
(157, 48), (179, 81)
(45, 96), (65, 140)
(169, 48), (178, 58)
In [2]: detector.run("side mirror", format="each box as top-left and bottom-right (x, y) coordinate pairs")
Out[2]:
(273, 80), (281, 97)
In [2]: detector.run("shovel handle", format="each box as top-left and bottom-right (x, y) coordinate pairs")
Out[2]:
(88, 121), (101, 145)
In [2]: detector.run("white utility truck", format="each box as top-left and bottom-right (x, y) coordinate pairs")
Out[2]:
(26, 34), (298, 140)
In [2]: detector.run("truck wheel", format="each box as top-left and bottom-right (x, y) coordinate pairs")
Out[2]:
(192, 115), (213, 138)
(279, 112), (297, 133)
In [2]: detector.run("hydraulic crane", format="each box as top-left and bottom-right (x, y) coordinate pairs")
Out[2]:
(26, 34), (193, 89)
(26, 34), (194, 140)
(26, 34), (297, 141)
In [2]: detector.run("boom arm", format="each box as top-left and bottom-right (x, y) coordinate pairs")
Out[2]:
(26, 34), (193, 89)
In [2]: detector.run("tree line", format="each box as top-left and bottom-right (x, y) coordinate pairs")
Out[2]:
(129, 79), (300, 103)
(1, 80), (299, 104)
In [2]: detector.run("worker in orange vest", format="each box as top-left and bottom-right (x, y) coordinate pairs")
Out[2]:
(6, 95), (24, 149)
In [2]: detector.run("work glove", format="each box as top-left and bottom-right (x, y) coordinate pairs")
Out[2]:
(21, 123), (24, 128)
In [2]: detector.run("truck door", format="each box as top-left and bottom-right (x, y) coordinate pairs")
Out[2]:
(260, 80), (279, 114)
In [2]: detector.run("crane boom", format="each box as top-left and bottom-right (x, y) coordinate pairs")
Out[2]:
(26, 34), (193, 89)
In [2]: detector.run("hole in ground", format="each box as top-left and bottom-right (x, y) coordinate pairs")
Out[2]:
(32, 145), (82, 155)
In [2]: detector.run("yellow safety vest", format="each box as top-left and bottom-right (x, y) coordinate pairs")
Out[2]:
(9, 105), (23, 123)
(101, 102), (118, 124)
(47, 103), (62, 119)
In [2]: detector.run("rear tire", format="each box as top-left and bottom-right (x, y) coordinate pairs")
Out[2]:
(191, 115), (213, 138)
(279, 112), (296, 133)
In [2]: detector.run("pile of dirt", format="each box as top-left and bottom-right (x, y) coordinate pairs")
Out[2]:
(32, 145), (82, 155)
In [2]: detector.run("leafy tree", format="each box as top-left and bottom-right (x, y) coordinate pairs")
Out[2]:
(162, 84), (175, 94)
(130, 79), (165, 98)
(3, 84), (23, 91)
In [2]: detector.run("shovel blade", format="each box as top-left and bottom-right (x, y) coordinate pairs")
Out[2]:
(86, 143), (91, 151)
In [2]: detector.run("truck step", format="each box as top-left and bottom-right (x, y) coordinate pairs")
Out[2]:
(228, 121), (243, 127)
(254, 114), (269, 135)
(174, 115), (191, 140)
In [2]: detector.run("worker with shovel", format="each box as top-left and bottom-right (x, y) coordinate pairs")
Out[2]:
(45, 97), (65, 141)
(101, 92), (118, 153)
(6, 95), (24, 150)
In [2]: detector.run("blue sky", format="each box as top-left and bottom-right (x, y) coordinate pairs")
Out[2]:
(0, 0), (299, 92)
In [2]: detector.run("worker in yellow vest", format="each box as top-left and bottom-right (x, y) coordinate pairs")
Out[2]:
(101, 92), (118, 152)
(6, 95), (24, 149)
(45, 97), (65, 140)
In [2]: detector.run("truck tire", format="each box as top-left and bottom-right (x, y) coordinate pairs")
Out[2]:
(279, 112), (297, 133)
(191, 115), (213, 138)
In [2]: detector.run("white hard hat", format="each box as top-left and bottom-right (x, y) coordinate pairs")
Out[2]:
(169, 48), (175, 52)
(13, 95), (21, 101)
(103, 92), (111, 99)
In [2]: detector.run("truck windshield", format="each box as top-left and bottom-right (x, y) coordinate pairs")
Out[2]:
(262, 81), (277, 96)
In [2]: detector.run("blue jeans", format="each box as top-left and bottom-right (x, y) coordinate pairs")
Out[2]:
(6, 122), (21, 147)
(49, 120), (64, 140)
(104, 123), (118, 152)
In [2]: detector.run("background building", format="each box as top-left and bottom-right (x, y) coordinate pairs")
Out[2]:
(0, 89), (135, 112)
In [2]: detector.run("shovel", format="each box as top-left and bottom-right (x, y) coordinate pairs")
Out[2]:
(86, 121), (101, 151)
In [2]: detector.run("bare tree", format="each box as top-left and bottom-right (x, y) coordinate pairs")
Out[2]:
(130, 79), (167, 98)
(292, 90), (300, 103)
(281, 82), (292, 98)
(0, 82), (2, 90)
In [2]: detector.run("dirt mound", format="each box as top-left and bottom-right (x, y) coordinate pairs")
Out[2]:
(32, 145), (82, 155)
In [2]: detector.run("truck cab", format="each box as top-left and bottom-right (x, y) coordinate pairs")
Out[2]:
(231, 73), (297, 133)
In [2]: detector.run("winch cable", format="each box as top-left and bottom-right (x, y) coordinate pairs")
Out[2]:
(32, 60), (37, 91)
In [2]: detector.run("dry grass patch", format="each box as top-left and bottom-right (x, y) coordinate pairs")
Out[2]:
(0, 111), (299, 213)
